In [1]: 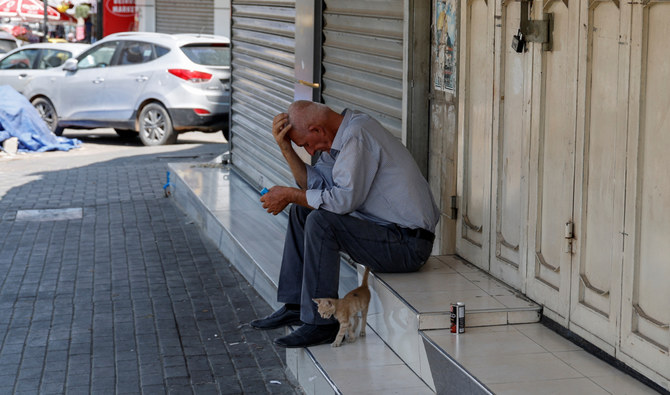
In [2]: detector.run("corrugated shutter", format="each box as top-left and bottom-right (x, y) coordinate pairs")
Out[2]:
(155, 0), (214, 34)
(321, 0), (404, 139)
(230, 0), (296, 188)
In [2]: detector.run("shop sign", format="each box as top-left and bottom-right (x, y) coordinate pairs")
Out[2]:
(103, 0), (135, 36)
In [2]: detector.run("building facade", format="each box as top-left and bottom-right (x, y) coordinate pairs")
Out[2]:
(136, 0), (670, 390)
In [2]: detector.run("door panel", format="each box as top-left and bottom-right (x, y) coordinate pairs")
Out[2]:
(621, 1), (670, 380)
(57, 68), (109, 120)
(526, 0), (579, 323)
(456, 0), (494, 270)
(489, 0), (530, 290)
(104, 41), (155, 121)
(570, 0), (629, 351)
(455, 0), (669, 386)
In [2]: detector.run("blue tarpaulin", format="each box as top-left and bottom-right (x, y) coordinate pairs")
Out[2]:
(0, 85), (81, 152)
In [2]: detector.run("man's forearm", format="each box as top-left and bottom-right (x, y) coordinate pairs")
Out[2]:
(281, 148), (308, 189)
(286, 187), (310, 208)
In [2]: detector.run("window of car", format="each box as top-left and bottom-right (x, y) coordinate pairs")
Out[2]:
(180, 44), (230, 66)
(0, 49), (39, 70)
(0, 39), (17, 54)
(155, 45), (170, 58)
(118, 41), (155, 66)
(77, 41), (119, 69)
(38, 49), (72, 69)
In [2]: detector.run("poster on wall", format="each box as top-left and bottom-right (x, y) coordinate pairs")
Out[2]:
(434, 0), (457, 93)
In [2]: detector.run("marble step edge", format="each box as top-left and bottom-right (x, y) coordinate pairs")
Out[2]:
(420, 330), (494, 395)
(358, 256), (543, 330)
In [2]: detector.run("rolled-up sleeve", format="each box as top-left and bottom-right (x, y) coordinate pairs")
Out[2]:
(307, 135), (379, 214)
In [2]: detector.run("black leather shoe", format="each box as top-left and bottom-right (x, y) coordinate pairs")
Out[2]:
(273, 323), (339, 348)
(250, 305), (302, 330)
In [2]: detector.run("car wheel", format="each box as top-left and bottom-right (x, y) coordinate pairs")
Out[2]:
(32, 97), (64, 136)
(221, 127), (229, 141)
(138, 103), (176, 146)
(114, 128), (137, 139)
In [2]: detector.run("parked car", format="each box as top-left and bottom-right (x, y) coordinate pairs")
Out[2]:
(0, 30), (19, 54)
(0, 43), (89, 93)
(23, 32), (231, 145)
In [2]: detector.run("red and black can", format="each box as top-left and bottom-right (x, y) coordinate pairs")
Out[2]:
(450, 302), (465, 333)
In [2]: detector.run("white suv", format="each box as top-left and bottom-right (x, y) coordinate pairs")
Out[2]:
(24, 32), (231, 145)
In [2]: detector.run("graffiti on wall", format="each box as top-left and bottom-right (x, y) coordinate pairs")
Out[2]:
(434, 0), (457, 93)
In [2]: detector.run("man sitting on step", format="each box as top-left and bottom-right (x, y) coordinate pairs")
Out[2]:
(251, 100), (440, 348)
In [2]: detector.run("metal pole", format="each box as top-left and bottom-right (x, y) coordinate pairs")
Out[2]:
(43, 0), (48, 41)
(97, 0), (103, 40)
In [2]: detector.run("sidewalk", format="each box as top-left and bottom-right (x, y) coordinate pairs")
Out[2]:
(0, 151), (299, 394)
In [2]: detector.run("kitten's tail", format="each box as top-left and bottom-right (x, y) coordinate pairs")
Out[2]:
(361, 267), (370, 287)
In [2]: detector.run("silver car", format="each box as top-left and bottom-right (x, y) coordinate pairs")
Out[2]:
(0, 43), (89, 93)
(23, 32), (231, 145)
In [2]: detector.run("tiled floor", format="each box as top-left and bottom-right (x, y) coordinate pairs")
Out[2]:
(380, 256), (538, 313)
(424, 325), (660, 394)
(376, 256), (541, 332)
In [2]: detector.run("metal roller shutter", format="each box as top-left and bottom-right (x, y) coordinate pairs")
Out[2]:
(230, 0), (296, 189)
(155, 0), (214, 34)
(321, 0), (404, 139)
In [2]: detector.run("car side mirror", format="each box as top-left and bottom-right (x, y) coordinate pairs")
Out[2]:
(63, 58), (78, 71)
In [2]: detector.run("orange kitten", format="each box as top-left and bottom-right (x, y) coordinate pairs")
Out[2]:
(313, 267), (371, 347)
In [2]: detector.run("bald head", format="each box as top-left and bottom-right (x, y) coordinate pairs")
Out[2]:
(286, 101), (328, 134)
(284, 101), (344, 154)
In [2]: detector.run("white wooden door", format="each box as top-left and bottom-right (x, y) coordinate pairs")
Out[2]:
(568, 0), (630, 353)
(620, 0), (670, 383)
(488, 0), (532, 291)
(456, 0), (495, 271)
(525, 0), (580, 325)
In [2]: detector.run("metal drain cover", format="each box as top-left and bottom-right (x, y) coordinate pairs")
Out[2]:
(16, 208), (83, 221)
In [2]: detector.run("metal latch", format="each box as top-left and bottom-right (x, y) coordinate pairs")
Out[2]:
(520, 1), (553, 51)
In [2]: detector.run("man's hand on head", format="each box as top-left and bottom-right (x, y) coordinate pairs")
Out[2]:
(260, 186), (310, 215)
(272, 113), (293, 152)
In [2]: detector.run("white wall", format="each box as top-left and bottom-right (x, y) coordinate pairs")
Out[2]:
(134, 0), (155, 32)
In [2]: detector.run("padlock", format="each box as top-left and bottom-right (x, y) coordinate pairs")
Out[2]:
(511, 29), (526, 53)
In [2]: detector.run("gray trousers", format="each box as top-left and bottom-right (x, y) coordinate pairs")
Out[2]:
(277, 205), (434, 325)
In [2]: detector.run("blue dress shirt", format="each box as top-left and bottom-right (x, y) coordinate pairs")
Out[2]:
(304, 109), (440, 232)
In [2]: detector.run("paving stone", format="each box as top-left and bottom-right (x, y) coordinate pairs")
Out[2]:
(0, 144), (299, 394)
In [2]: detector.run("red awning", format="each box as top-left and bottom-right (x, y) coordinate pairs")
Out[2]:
(0, 0), (60, 21)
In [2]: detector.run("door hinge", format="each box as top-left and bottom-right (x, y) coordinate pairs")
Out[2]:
(449, 196), (458, 220)
(565, 221), (574, 254)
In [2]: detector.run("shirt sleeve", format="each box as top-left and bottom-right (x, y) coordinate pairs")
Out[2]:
(306, 134), (380, 214)
(305, 153), (334, 190)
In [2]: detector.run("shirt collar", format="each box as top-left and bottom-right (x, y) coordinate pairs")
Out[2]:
(330, 108), (351, 153)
